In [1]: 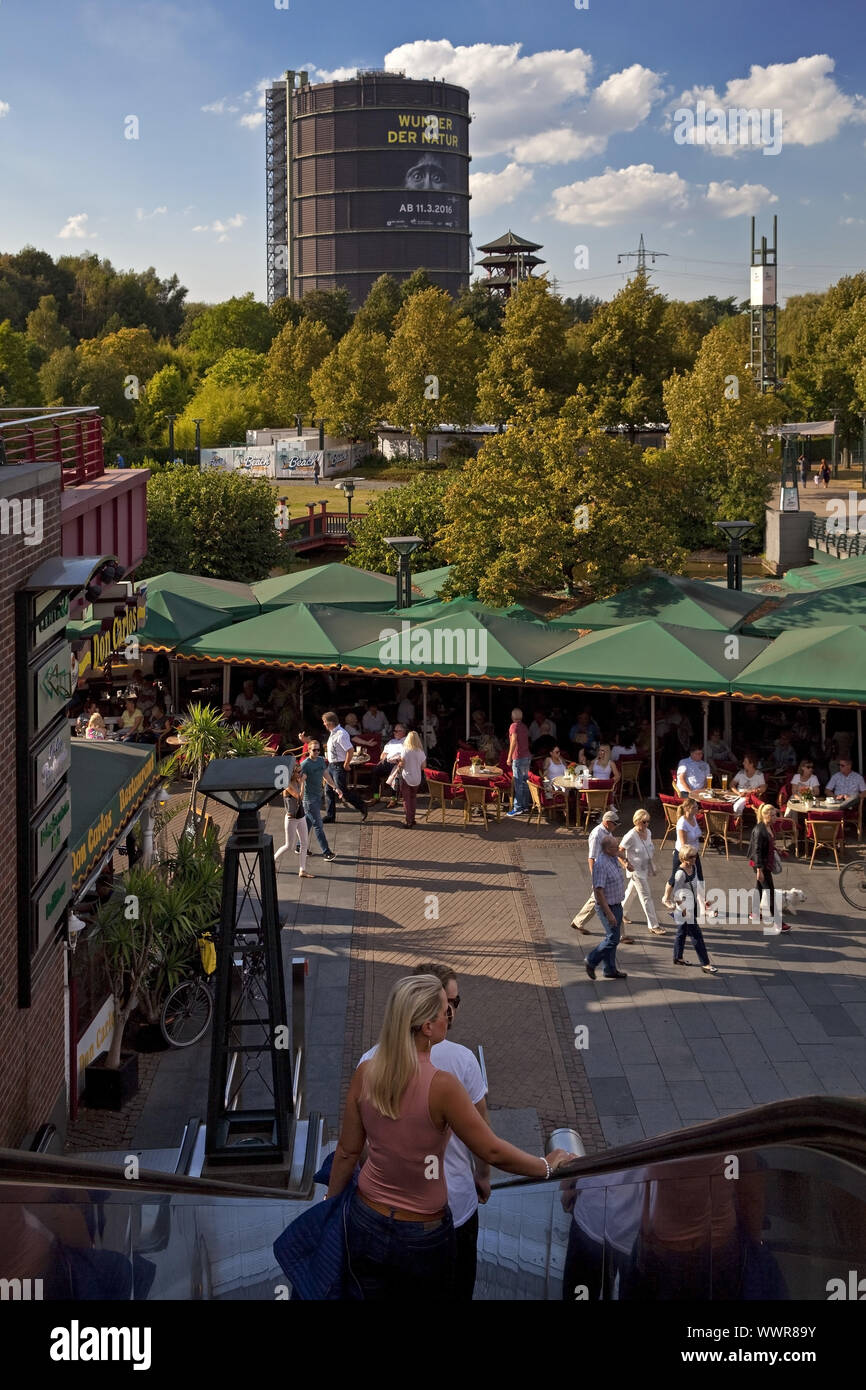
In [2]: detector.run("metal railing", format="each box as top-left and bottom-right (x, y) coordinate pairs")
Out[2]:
(0, 406), (104, 486)
(276, 499), (365, 548)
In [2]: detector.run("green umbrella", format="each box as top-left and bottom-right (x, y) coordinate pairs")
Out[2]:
(411, 565), (452, 600)
(136, 589), (237, 652)
(341, 608), (568, 682)
(746, 582), (866, 637)
(781, 555), (866, 593)
(137, 571), (260, 620)
(390, 596), (544, 624)
(731, 624), (866, 705)
(176, 602), (390, 669)
(548, 570), (764, 632)
(526, 620), (767, 694)
(253, 562), (406, 612)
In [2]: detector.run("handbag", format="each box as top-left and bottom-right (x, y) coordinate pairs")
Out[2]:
(772, 851), (783, 875)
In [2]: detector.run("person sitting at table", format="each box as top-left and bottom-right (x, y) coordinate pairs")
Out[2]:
(543, 746), (569, 786)
(344, 711), (379, 754)
(144, 702), (172, 741)
(569, 709), (600, 753)
(731, 753), (767, 815)
(470, 708), (488, 741)
(367, 723), (407, 805)
(117, 698), (144, 742)
(235, 680), (261, 717)
(825, 756), (866, 803)
(771, 729), (798, 775)
(362, 701), (390, 738)
(591, 744), (621, 788)
(676, 742), (711, 797)
(790, 759), (820, 796)
(220, 701), (243, 732)
(75, 699), (97, 736)
(136, 675), (158, 713)
(85, 710), (108, 741)
(610, 730), (638, 761)
(477, 723), (502, 766)
(705, 726), (733, 770)
(528, 710), (557, 745)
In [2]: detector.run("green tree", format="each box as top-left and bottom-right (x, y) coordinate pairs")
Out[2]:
(456, 281), (505, 335)
(39, 345), (77, 404)
(270, 297), (305, 333)
(784, 275), (866, 449)
(347, 471), (453, 574)
(399, 268), (433, 303)
(439, 409), (686, 604)
(0, 319), (41, 404)
(185, 293), (275, 367)
(135, 362), (195, 444)
(202, 348), (267, 390)
(26, 295), (72, 355)
(261, 319), (333, 424)
(662, 324), (783, 549)
(562, 294), (603, 325)
(311, 325), (391, 440)
(300, 288), (353, 342)
(778, 292), (826, 377)
(386, 288), (482, 457)
(141, 466), (281, 580)
(175, 372), (266, 447)
(354, 275), (403, 337)
(578, 271), (675, 439)
(476, 277), (574, 421)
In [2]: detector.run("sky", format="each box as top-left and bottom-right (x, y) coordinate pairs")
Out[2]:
(1, 0), (865, 308)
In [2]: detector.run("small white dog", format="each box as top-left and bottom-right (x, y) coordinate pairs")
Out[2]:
(776, 887), (806, 914)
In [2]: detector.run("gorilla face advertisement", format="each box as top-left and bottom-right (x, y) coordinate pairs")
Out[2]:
(386, 150), (466, 229)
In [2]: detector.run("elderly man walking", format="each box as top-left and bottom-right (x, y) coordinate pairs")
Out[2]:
(570, 809), (633, 944)
(585, 836), (628, 981)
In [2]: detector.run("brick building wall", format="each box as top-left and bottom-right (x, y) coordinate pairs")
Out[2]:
(0, 462), (68, 1147)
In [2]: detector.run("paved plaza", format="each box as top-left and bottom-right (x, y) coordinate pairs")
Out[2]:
(66, 792), (866, 1158)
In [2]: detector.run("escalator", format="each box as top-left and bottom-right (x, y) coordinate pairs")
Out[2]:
(1, 1096), (864, 1301)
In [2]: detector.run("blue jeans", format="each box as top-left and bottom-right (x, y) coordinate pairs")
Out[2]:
(511, 756), (531, 812)
(304, 796), (330, 854)
(326, 761), (366, 817)
(673, 915), (710, 965)
(345, 1192), (456, 1302)
(586, 901), (623, 976)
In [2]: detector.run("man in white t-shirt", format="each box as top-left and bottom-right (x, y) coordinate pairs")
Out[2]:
(361, 702), (389, 738)
(676, 743), (711, 796)
(360, 962), (489, 1301)
(826, 758), (866, 802)
(731, 754), (767, 815)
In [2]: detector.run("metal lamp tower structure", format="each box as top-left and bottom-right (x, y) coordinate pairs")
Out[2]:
(617, 233), (668, 279)
(750, 216), (779, 394)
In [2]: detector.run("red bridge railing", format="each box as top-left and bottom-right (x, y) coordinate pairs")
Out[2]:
(0, 407), (105, 487)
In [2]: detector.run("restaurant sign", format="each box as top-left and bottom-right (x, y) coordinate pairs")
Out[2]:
(89, 593), (147, 671)
(28, 590), (70, 655)
(30, 639), (74, 737)
(32, 789), (72, 884)
(33, 854), (72, 955)
(31, 722), (72, 812)
(70, 746), (159, 891)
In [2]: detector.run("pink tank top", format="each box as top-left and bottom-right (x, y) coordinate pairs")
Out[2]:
(358, 1057), (450, 1215)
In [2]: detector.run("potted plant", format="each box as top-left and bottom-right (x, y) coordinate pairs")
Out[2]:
(161, 703), (271, 840)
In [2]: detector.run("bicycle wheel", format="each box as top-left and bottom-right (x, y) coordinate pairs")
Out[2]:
(839, 861), (866, 912)
(160, 979), (213, 1047)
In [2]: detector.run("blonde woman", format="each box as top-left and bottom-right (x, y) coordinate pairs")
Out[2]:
(85, 711), (107, 741)
(394, 729), (426, 828)
(671, 847), (718, 974)
(591, 743), (621, 789)
(662, 797), (705, 917)
(328, 974), (576, 1301)
(274, 763), (314, 878)
(620, 809), (665, 935)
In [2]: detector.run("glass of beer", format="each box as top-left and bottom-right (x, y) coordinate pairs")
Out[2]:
(706, 773), (712, 791)
(722, 773), (728, 792)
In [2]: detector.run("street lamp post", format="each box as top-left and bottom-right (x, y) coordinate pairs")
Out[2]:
(715, 520), (754, 591)
(192, 418), (205, 468)
(197, 756), (294, 1167)
(385, 536), (423, 609)
(165, 414), (176, 457)
(342, 478), (355, 525)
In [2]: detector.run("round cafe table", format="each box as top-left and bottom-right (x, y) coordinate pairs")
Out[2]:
(458, 764), (503, 779)
(785, 795), (857, 857)
(694, 789), (739, 805)
(553, 773), (589, 828)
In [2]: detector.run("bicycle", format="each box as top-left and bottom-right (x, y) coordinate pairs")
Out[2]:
(160, 934), (216, 1047)
(839, 855), (866, 911)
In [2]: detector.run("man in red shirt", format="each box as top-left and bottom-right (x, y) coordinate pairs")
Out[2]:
(506, 708), (532, 817)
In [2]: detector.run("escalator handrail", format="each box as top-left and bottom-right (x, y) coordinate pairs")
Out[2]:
(2, 1096), (865, 1202)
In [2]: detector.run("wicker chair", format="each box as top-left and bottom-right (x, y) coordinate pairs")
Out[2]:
(805, 810), (844, 869)
(659, 794), (682, 850)
(424, 769), (465, 824)
(461, 782), (499, 828)
(701, 807), (741, 861)
(527, 775), (567, 827)
(616, 758), (644, 805)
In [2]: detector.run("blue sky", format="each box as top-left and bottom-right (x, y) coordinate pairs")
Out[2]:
(1, 0), (864, 307)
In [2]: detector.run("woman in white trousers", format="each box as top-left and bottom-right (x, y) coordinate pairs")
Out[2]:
(274, 773), (314, 878)
(619, 808), (665, 935)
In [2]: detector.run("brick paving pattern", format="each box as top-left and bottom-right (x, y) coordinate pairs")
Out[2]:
(342, 818), (605, 1151)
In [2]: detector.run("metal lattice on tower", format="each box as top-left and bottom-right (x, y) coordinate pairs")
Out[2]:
(750, 216), (779, 393)
(617, 233), (668, 278)
(266, 72), (303, 305)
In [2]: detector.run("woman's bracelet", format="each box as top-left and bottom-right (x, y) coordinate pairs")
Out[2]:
(541, 1157), (551, 1180)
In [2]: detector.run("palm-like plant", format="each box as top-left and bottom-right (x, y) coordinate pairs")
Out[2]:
(161, 704), (274, 837)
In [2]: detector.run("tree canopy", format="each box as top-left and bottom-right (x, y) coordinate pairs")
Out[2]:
(140, 466), (281, 581)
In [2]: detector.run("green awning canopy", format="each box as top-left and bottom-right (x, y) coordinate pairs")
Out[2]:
(731, 625), (866, 705)
(525, 620), (768, 694)
(66, 617), (103, 639)
(176, 602), (390, 668)
(137, 571), (261, 621)
(410, 565), (452, 600)
(253, 563), (407, 612)
(548, 570), (765, 632)
(69, 741), (162, 893)
(391, 596), (544, 625)
(746, 582), (866, 637)
(782, 555), (866, 593)
(136, 589), (241, 652)
(341, 608), (569, 682)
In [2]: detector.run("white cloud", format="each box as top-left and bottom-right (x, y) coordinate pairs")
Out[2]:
(670, 54), (866, 153)
(469, 162), (534, 216)
(136, 205), (167, 221)
(193, 214), (246, 242)
(841, 216), (866, 226)
(240, 111), (265, 129)
(202, 75), (275, 131)
(58, 213), (95, 240)
(550, 163), (776, 226)
(202, 98), (239, 115)
(0, 100), (10, 118)
(705, 180), (778, 217)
